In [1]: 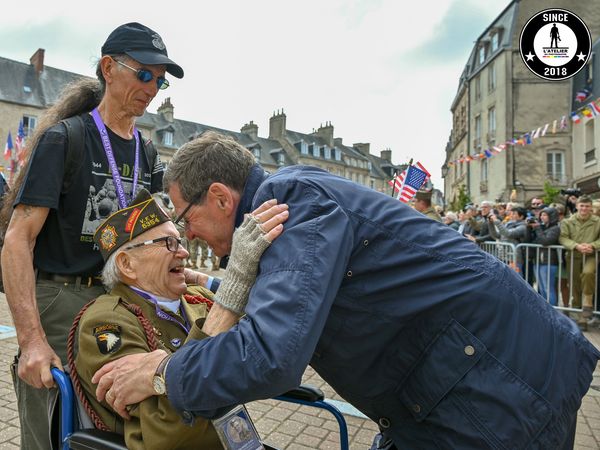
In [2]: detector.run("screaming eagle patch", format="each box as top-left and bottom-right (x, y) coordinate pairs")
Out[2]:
(94, 324), (122, 354)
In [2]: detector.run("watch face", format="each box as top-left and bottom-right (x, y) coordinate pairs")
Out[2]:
(153, 375), (166, 395)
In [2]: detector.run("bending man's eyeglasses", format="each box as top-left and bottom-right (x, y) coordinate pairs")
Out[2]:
(114, 59), (170, 90)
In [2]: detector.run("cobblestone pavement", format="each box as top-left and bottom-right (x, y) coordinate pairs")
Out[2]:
(0, 286), (598, 449)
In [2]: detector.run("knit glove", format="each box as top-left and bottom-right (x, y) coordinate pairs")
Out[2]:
(213, 214), (271, 315)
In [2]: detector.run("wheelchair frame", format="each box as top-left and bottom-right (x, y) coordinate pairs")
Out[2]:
(52, 368), (349, 450)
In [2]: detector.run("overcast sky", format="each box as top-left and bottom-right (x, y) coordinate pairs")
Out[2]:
(1, 0), (509, 190)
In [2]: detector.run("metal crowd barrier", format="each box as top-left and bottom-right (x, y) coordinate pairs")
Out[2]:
(480, 241), (599, 317)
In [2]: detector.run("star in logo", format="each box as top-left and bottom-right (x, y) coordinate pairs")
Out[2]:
(525, 51), (535, 61)
(577, 52), (587, 62)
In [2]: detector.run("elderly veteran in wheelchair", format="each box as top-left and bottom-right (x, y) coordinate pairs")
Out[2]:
(68, 188), (288, 450)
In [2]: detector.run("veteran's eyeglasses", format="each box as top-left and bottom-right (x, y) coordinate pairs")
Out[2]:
(125, 236), (182, 253)
(114, 59), (170, 90)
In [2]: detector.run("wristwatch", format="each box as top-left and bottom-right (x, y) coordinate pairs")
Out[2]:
(153, 354), (171, 395)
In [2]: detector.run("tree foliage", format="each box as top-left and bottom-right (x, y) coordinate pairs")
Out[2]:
(450, 184), (471, 211)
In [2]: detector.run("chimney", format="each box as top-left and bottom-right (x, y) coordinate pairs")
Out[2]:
(315, 121), (334, 147)
(380, 148), (392, 162)
(241, 120), (259, 140)
(157, 97), (174, 122)
(30, 48), (45, 76)
(269, 109), (287, 139)
(334, 137), (343, 147)
(354, 143), (370, 156)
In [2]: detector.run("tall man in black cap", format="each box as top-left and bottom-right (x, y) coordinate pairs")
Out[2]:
(0, 22), (184, 449)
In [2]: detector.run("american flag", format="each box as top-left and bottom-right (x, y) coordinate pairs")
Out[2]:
(4, 132), (13, 161)
(15, 120), (26, 164)
(396, 161), (430, 203)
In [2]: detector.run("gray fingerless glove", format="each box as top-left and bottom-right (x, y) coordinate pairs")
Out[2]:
(213, 214), (271, 315)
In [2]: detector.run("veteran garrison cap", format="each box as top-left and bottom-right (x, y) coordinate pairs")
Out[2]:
(101, 22), (184, 78)
(415, 190), (432, 201)
(94, 189), (171, 261)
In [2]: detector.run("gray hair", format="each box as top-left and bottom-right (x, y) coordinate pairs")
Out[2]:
(163, 131), (255, 203)
(101, 251), (122, 291)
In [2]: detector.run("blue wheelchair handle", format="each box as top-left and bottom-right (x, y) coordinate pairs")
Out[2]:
(52, 367), (75, 450)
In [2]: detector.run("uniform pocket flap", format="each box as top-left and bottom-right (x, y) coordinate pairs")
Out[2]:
(398, 319), (486, 422)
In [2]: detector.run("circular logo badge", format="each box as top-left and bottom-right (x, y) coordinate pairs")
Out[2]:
(519, 8), (591, 81)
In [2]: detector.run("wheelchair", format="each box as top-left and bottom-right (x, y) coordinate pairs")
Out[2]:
(52, 367), (349, 450)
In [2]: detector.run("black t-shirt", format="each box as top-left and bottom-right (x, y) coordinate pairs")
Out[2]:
(16, 113), (163, 276)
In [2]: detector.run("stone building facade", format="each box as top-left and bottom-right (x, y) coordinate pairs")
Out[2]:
(444, 0), (600, 206)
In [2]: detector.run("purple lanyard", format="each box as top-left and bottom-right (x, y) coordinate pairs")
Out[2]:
(91, 108), (140, 208)
(130, 287), (190, 334)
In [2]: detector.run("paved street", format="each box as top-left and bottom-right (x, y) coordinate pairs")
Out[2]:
(0, 286), (598, 449)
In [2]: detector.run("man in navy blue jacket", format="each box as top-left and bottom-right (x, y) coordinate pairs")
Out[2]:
(95, 132), (599, 449)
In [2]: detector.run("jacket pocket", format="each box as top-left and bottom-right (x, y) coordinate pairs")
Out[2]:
(398, 319), (551, 450)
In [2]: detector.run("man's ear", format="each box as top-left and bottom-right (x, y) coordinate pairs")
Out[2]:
(100, 55), (117, 85)
(115, 251), (137, 282)
(207, 183), (239, 216)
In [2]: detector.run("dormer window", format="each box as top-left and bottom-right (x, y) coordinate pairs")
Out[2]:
(491, 33), (499, 52)
(312, 144), (319, 158)
(478, 45), (486, 64)
(253, 148), (261, 161)
(163, 131), (173, 146)
(278, 152), (285, 165)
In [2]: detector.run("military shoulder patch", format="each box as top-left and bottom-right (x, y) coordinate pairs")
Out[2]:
(93, 324), (122, 355)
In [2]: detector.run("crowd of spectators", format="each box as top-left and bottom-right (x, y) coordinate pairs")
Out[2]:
(434, 191), (600, 330)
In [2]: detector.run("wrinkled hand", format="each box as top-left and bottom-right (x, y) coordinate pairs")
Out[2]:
(250, 199), (289, 242)
(18, 338), (62, 389)
(576, 243), (594, 254)
(465, 234), (477, 243)
(92, 350), (167, 419)
(213, 199), (289, 315)
(183, 268), (208, 286)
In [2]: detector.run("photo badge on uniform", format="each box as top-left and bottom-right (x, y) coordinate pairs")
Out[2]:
(212, 405), (264, 450)
(93, 324), (122, 354)
(519, 8), (591, 81)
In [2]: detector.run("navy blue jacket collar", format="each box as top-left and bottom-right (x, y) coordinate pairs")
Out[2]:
(234, 164), (269, 228)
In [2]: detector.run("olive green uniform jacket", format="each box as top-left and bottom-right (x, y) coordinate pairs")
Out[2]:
(74, 283), (222, 450)
(559, 213), (600, 252)
(422, 207), (442, 222)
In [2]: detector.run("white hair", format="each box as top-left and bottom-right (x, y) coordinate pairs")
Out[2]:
(101, 251), (123, 291)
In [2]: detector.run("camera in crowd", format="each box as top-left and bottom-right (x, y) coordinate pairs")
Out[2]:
(560, 188), (582, 197)
(526, 217), (538, 224)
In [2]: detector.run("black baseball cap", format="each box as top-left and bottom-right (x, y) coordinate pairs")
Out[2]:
(101, 22), (184, 79)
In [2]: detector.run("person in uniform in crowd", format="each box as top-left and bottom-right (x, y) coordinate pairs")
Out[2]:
(412, 190), (442, 222)
(71, 189), (288, 450)
(0, 22), (184, 450)
(559, 195), (600, 331)
(94, 132), (599, 450)
(186, 237), (200, 269)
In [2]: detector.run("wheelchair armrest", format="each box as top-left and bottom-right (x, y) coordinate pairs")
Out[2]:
(68, 428), (128, 450)
(280, 384), (324, 402)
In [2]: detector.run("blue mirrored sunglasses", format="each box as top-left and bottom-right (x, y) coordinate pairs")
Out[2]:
(115, 59), (170, 90)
